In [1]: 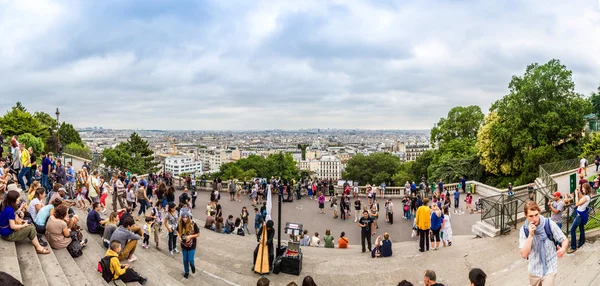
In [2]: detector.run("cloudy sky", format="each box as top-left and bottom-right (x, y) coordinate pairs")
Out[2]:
(1, 0), (599, 130)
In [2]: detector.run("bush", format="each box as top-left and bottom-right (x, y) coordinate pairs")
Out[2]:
(64, 143), (93, 160)
(18, 133), (45, 156)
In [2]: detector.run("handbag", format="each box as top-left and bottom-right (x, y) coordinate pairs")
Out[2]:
(67, 240), (83, 258)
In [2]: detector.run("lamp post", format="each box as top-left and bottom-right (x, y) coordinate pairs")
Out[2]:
(55, 108), (60, 155)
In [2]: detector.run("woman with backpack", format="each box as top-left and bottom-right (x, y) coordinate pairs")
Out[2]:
(177, 212), (199, 279)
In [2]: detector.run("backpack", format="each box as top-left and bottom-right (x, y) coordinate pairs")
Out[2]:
(97, 256), (114, 282)
(237, 227), (245, 236)
(67, 240), (83, 258)
(522, 217), (561, 252)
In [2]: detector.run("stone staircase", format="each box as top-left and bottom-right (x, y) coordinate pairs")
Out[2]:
(471, 220), (501, 238)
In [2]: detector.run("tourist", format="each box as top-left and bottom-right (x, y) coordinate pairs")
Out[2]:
(225, 214), (235, 234)
(322, 229), (334, 248)
(300, 230), (310, 246)
(370, 204), (379, 236)
(468, 268), (487, 286)
(156, 182), (167, 210)
(87, 202), (107, 235)
(358, 210), (373, 253)
(0, 190), (50, 254)
(105, 241), (147, 284)
(40, 152), (52, 192)
(430, 204), (443, 251)
(311, 182), (317, 200)
(141, 216), (154, 249)
(241, 206), (251, 235)
(317, 192), (326, 214)
(310, 232), (321, 247)
(46, 204), (87, 250)
(54, 159), (67, 187)
(149, 201), (163, 250)
(520, 201), (567, 285)
(102, 212), (119, 248)
(567, 183), (591, 254)
(373, 232), (392, 258)
(48, 185), (67, 205)
(548, 192), (564, 230)
(416, 198), (431, 252)
(65, 161), (76, 199)
(387, 199), (394, 225)
(166, 186), (176, 206)
(215, 217), (225, 233)
(110, 216), (141, 262)
(165, 203), (179, 255)
(27, 187), (46, 221)
(353, 197), (362, 222)
(257, 277), (270, 286)
(34, 198), (68, 234)
(461, 176), (467, 193)
(441, 207), (453, 247)
(465, 193), (473, 213)
(438, 179), (444, 194)
(338, 231), (348, 248)
(397, 280), (414, 286)
(423, 270), (444, 286)
(233, 217), (244, 236)
(330, 194), (338, 218)
(254, 207), (264, 237)
(236, 182), (242, 202)
(99, 175), (110, 213)
(17, 143), (32, 191)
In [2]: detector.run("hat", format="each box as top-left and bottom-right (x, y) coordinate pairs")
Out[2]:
(553, 191), (562, 197)
(58, 187), (66, 192)
(180, 209), (192, 218)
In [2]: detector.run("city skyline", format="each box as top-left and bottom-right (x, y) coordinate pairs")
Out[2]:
(1, 1), (599, 130)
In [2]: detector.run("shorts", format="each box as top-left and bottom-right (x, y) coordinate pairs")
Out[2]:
(319, 203), (324, 209)
(353, 187), (359, 193)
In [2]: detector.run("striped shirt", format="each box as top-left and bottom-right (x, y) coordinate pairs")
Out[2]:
(519, 218), (566, 277)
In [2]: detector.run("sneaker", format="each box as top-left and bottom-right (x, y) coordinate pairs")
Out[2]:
(183, 273), (189, 279)
(128, 254), (138, 263)
(170, 251), (174, 256)
(174, 249), (180, 254)
(567, 248), (577, 254)
(140, 278), (147, 285)
(191, 265), (196, 274)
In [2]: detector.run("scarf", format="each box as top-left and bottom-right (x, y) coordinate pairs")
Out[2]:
(531, 218), (549, 275)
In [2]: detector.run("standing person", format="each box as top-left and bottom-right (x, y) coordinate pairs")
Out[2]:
(567, 184), (591, 254)
(112, 174), (127, 212)
(136, 182), (150, 221)
(595, 155), (600, 172)
(466, 193), (473, 213)
(520, 201), (568, 285)
(370, 204), (379, 236)
(165, 203), (179, 255)
(87, 170), (100, 204)
(0, 129), (3, 159)
(177, 213), (199, 279)
(453, 188), (460, 213)
(18, 143), (31, 191)
(41, 152), (52, 192)
(65, 161), (76, 199)
(548, 192), (564, 230)
(149, 201), (163, 250)
(437, 179), (444, 194)
(358, 210), (373, 253)
(416, 198), (431, 252)
(318, 192), (326, 214)
(253, 207), (264, 238)
(430, 204), (443, 251)
(580, 157), (588, 176)
(441, 207), (453, 247)
(241, 206), (251, 235)
(461, 176), (467, 193)
(229, 179), (236, 201)
(387, 199), (394, 225)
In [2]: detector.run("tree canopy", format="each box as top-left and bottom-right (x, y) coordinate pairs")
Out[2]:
(430, 105), (484, 148)
(59, 123), (83, 146)
(344, 152), (400, 185)
(216, 153), (298, 180)
(0, 104), (49, 140)
(18, 133), (45, 156)
(102, 132), (159, 174)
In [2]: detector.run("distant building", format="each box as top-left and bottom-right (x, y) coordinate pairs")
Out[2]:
(394, 141), (431, 162)
(165, 156), (203, 176)
(297, 155), (342, 180)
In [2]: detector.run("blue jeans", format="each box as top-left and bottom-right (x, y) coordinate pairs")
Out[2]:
(138, 199), (147, 216)
(18, 167), (31, 190)
(41, 174), (50, 192)
(182, 249), (196, 274)
(167, 231), (177, 252)
(570, 215), (585, 250)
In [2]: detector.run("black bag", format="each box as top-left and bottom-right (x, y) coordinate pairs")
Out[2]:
(237, 227), (245, 236)
(70, 229), (83, 242)
(272, 256), (283, 274)
(97, 256), (113, 282)
(67, 240), (83, 258)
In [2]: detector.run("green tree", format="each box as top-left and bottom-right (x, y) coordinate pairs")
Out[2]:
(64, 142), (93, 159)
(590, 85), (600, 117)
(265, 152), (298, 180)
(583, 133), (600, 157)
(430, 105), (484, 148)
(33, 111), (58, 133)
(0, 104), (49, 139)
(58, 123), (83, 146)
(102, 132), (159, 174)
(235, 155), (268, 177)
(18, 133), (45, 156)
(344, 153), (400, 185)
(478, 59), (591, 176)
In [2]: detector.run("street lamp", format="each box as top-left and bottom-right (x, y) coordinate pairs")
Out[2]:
(55, 108), (60, 156)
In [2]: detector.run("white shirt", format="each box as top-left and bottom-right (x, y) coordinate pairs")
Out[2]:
(580, 158), (587, 168)
(577, 195), (590, 212)
(310, 236), (320, 247)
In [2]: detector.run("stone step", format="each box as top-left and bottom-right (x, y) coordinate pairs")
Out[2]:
(0, 238), (23, 283)
(72, 240), (111, 286)
(472, 223), (498, 238)
(37, 246), (71, 286)
(15, 241), (50, 286)
(557, 243), (600, 285)
(53, 248), (92, 286)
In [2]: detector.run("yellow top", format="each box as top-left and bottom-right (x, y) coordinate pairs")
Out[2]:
(105, 249), (126, 280)
(415, 205), (431, 230)
(21, 150), (31, 168)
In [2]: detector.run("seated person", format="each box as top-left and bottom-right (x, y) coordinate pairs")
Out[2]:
(87, 202), (107, 235)
(33, 198), (62, 233)
(27, 187), (46, 221)
(373, 232), (393, 258)
(338, 231), (348, 249)
(102, 212), (119, 248)
(105, 241), (147, 285)
(299, 230), (310, 246)
(45, 204), (87, 249)
(110, 216), (141, 262)
(310, 232), (321, 247)
(204, 211), (215, 230)
(215, 217), (224, 233)
(224, 215), (235, 234)
(117, 207), (143, 237)
(0, 190), (50, 254)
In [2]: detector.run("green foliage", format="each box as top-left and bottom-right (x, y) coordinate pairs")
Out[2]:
(590, 85), (600, 118)
(265, 152), (298, 181)
(392, 161), (414, 185)
(18, 133), (45, 155)
(102, 132), (159, 174)
(431, 105), (484, 148)
(0, 104), (49, 140)
(412, 150), (435, 180)
(519, 145), (558, 184)
(33, 111), (58, 134)
(479, 59), (590, 176)
(344, 153), (400, 185)
(214, 153), (297, 180)
(429, 154), (483, 183)
(59, 123), (83, 146)
(235, 155), (268, 178)
(64, 142), (93, 160)
(582, 133), (600, 157)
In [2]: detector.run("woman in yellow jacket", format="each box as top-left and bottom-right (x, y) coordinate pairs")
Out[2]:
(415, 198), (431, 252)
(18, 143), (32, 191)
(106, 241), (147, 284)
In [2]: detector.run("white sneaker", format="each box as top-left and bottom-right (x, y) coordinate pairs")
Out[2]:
(174, 249), (180, 254)
(170, 251), (174, 256)
(128, 254), (138, 263)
